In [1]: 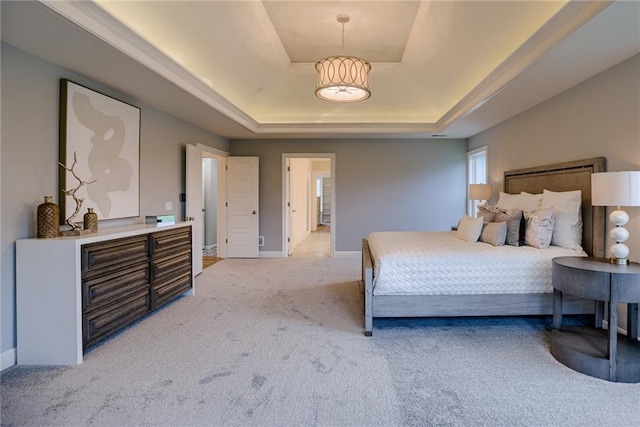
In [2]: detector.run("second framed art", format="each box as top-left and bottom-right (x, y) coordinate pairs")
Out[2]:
(59, 79), (141, 223)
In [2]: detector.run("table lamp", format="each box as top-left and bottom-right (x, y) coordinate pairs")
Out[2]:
(591, 171), (640, 265)
(469, 184), (492, 205)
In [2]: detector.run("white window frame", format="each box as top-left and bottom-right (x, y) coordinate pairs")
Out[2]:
(467, 146), (488, 217)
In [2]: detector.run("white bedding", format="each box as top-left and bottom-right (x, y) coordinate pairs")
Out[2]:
(368, 231), (584, 296)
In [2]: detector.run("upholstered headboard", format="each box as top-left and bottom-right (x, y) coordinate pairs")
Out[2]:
(503, 157), (606, 257)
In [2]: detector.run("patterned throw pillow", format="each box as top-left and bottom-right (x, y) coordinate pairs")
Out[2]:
(524, 208), (555, 249)
(494, 208), (524, 246)
(477, 205), (497, 223)
(480, 221), (507, 246)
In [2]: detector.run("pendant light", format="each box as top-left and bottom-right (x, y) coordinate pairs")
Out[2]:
(315, 14), (371, 102)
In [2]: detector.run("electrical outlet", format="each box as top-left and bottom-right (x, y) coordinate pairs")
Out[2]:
(258, 236), (264, 246)
(164, 201), (173, 211)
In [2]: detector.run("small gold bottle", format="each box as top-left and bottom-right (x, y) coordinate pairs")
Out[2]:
(83, 208), (98, 233)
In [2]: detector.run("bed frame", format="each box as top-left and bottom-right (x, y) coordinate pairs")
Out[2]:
(362, 157), (607, 336)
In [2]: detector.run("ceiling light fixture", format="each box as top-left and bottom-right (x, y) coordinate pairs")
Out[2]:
(315, 14), (371, 103)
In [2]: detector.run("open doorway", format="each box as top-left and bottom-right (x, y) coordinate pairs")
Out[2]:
(202, 149), (230, 268)
(283, 154), (335, 258)
(202, 154), (223, 268)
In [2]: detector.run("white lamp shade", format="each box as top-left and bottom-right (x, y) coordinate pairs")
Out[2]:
(468, 184), (492, 201)
(591, 171), (640, 207)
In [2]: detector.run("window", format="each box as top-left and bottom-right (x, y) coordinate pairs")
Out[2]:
(467, 146), (488, 216)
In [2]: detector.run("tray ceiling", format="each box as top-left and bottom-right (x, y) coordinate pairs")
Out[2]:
(2, 1), (639, 139)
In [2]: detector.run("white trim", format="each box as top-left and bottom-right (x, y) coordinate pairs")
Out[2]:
(467, 146), (489, 217)
(1, 348), (17, 371)
(39, 1), (259, 132)
(335, 251), (361, 259)
(196, 144), (229, 259)
(259, 251), (284, 258)
(436, 1), (612, 131)
(37, 1), (610, 135)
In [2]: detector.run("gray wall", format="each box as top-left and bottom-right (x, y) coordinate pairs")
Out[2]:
(0, 43), (229, 357)
(469, 53), (640, 331)
(230, 139), (468, 252)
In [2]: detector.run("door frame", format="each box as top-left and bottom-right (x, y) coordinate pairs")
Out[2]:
(194, 143), (229, 260)
(282, 153), (335, 258)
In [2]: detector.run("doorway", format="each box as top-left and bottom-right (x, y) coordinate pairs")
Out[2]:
(202, 155), (222, 268)
(283, 154), (335, 258)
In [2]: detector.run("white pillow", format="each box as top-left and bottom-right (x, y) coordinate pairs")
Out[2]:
(456, 215), (484, 243)
(524, 208), (554, 249)
(542, 189), (582, 250)
(496, 192), (542, 211)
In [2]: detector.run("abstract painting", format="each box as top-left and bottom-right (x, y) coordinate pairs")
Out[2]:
(59, 79), (140, 222)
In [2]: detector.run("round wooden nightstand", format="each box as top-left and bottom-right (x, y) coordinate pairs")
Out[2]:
(551, 256), (640, 382)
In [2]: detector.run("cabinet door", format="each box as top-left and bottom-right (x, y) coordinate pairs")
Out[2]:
(150, 227), (192, 258)
(82, 235), (149, 279)
(83, 263), (151, 312)
(83, 289), (151, 348)
(152, 273), (193, 309)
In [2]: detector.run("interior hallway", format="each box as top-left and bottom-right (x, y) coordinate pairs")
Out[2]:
(291, 224), (330, 258)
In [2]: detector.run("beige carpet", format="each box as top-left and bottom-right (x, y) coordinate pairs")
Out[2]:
(2, 257), (639, 426)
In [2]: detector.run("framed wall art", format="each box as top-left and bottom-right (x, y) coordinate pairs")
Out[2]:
(59, 79), (141, 223)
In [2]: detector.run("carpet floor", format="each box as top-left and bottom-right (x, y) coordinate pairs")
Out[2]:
(2, 257), (639, 426)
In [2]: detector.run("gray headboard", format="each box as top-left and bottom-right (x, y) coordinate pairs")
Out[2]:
(503, 157), (606, 257)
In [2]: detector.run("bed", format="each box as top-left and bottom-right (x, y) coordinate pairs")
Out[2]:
(362, 157), (607, 336)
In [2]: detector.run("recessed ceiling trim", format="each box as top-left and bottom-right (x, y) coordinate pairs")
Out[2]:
(249, 1), (291, 66)
(38, 0), (260, 133)
(436, 0), (613, 131)
(34, 0), (616, 138)
(256, 122), (439, 134)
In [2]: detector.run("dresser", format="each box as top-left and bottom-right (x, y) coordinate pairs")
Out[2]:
(16, 223), (193, 365)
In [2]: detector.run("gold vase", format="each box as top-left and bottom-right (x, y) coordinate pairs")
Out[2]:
(37, 196), (60, 238)
(83, 208), (98, 233)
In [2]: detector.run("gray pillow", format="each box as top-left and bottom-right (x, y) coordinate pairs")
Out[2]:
(494, 209), (523, 246)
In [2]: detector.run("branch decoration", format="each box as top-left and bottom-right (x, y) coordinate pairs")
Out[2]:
(59, 151), (97, 230)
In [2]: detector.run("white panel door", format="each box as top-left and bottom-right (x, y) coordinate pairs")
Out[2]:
(227, 157), (259, 258)
(186, 143), (203, 276)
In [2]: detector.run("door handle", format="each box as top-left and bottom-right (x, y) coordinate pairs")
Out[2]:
(252, 210), (256, 215)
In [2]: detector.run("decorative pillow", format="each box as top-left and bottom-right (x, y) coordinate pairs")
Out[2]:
(496, 192), (542, 212)
(480, 221), (507, 246)
(524, 208), (555, 249)
(477, 205), (497, 223)
(494, 208), (524, 246)
(541, 189), (582, 250)
(456, 215), (484, 243)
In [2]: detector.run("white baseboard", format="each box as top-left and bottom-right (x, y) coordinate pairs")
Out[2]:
(259, 251), (284, 258)
(334, 251), (361, 258)
(203, 244), (217, 250)
(1, 347), (16, 371)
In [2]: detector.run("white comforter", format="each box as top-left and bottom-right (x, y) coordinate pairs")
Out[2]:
(368, 231), (584, 296)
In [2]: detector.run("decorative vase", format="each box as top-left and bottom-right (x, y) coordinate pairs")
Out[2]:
(83, 208), (98, 233)
(37, 196), (60, 238)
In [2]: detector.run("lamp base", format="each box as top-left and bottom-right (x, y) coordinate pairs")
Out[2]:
(609, 257), (629, 265)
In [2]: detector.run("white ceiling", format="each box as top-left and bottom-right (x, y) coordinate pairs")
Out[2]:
(1, 1), (639, 140)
